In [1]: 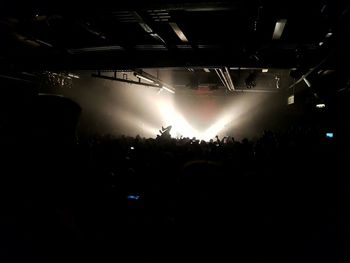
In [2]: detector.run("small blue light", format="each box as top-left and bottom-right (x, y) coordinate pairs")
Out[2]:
(127, 195), (140, 200)
(326, 133), (334, 138)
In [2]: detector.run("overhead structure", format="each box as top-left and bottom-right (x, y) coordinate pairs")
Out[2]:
(214, 68), (234, 91)
(91, 71), (160, 89)
(91, 70), (175, 94)
(0, 1), (348, 70)
(134, 70), (176, 93)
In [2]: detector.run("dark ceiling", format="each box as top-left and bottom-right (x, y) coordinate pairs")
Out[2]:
(0, 0), (349, 70)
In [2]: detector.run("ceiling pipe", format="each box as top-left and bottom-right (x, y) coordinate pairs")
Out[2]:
(224, 66), (235, 90)
(134, 69), (175, 93)
(288, 4), (350, 91)
(91, 73), (159, 88)
(219, 68), (232, 91)
(288, 55), (331, 90)
(214, 69), (228, 89)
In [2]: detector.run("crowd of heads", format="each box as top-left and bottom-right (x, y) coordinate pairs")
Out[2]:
(1, 93), (349, 263)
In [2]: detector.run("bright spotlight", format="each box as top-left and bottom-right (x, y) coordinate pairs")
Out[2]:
(316, 103), (326, 108)
(326, 132), (334, 139)
(326, 32), (332, 38)
(200, 115), (231, 141)
(272, 19), (287, 40)
(157, 101), (197, 138)
(127, 194), (140, 200)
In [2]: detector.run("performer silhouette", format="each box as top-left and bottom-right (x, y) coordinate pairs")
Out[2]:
(159, 125), (172, 138)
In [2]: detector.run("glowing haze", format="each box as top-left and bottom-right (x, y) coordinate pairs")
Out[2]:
(46, 74), (283, 141)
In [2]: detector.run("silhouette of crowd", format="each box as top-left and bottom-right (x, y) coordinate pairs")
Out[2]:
(1, 93), (350, 263)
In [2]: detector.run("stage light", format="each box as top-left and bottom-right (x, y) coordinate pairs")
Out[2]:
(169, 22), (189, 42)
(109, 81), (269, 142)
(326, 133), (333, 139)
(127, 194), (140, 200)
(200, 115), (231, 141)
(288, 95), (294, 105)
(326, 32), (333, 38)
(272, 19), (287, 40)
(316, 103), (326, 108)
(262, 69), (268, 73)
(157, 101), (197, 138)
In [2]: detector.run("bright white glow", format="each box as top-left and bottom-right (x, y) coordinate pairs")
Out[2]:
(288, 95), (294, 105)
(154, 90), (268, 141)
(200, 115), (231, 141)
(326, 32), (333, 38)
(169, 22), (189, 42)
(316, 103), (326, 108)
(68, 73), (79, 79)
(303, 77), (311, 87)
(272, 19), (287, 40)
(204, 68), (210, 73)
(262, 69), (269, 73)
(326, 133), (333, 138)
(135, 74), (154, 83)
(162, 86), (175, 94)
(319, 41), (324, 46)
(116, 110), (159, 137)
(156, 100), (197, 138)
(127, 195), (140, 200)
(141, 123), (159, 136)
(90, 79), (272, 141)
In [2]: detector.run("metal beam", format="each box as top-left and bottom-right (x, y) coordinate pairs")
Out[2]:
(91, 73), (160, 89)
(219, 68), (231, 91)
(224, 67), (235, 90)
(133, 69), (175, 93)
(231, 89), (278, 93)
(0, 74), (33, 83)
(214, 69), (227, 89)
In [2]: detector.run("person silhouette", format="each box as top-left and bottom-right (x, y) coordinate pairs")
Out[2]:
(159, 125), (172, 138)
